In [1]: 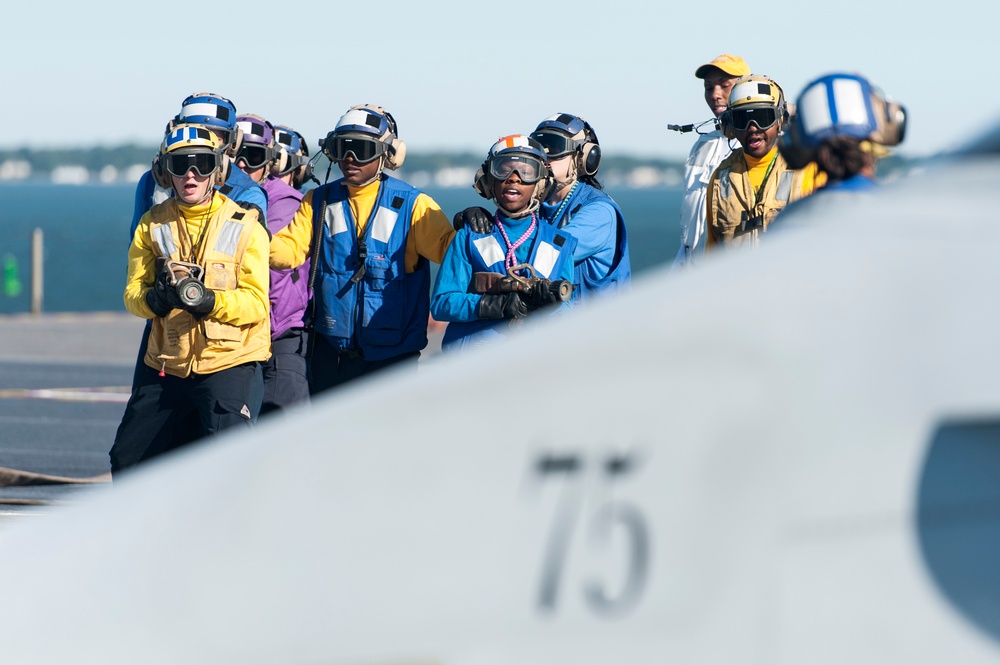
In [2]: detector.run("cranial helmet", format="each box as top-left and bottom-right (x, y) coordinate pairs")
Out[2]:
(234, 114), (277, 176)
(720, 75), (788, 139)
(272, 124), (314, 189)
(779, 72), (907, 169)
(320, 104), (406, 171)
(175, 92), (242, 157)
(153, 123), (229, 188)
(529, 113), (602, 178)
(473, 134), (553, 219)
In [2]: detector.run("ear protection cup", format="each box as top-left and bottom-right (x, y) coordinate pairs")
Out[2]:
(777, 110), (818, 170)
(215, 153), (230, 187)
(385, 137), (406, 170)
(151, 154), (171, 189)
(719, 110), (736, 139)
(473, 162), (492, 199)
(870, 96), (907, 147)
(225, 126), (244, 159)
(577, 121), (602, 177)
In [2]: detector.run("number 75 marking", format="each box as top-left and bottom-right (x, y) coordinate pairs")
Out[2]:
(534, 452), (650, 617)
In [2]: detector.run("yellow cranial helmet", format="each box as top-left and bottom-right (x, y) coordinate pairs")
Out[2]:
(720, 75), (788, 139)
(155, 123), (228, 187)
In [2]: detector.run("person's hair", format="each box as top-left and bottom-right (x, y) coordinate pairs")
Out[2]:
(815, 136), (872, 182)
(580, 173), (603, 190)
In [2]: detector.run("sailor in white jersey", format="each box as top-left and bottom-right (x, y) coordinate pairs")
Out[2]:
(673, 54), (751, 266)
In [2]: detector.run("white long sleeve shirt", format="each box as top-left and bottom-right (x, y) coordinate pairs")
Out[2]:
(673, 129), (734, 266)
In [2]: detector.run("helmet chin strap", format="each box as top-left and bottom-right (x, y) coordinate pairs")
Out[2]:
(352, 155), (385, 188)
(501, 197), (540, 220)
(552, 155), (578, 191)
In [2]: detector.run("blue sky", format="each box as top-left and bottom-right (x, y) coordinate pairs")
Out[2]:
(1, 0), (992, 159)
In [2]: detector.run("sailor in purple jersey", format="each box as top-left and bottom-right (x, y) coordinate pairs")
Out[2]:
(235, 115), (311, 413)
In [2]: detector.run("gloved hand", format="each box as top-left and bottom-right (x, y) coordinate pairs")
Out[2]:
(525, 279), (561, 309)
(144, 268), (181, 317)
(476, 293), (529, 320)
(144, 281), (174, 318)
(453, 206), (495, 234)
(182, 288), (216, 320)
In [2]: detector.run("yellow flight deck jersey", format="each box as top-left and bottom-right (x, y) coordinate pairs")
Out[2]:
(270, 178), (456, 271)
(705, 146), (823, 250)
(124, 192), (272, 377)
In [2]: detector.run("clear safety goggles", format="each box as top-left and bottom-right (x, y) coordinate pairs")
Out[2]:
(326, 135), (387, 164)
(530, 130), (577, 158)
(164, 151), (221, 178)
(729, 106), (779, 132)
(489, 153), (546, 184)
(236, 144), (271, 169)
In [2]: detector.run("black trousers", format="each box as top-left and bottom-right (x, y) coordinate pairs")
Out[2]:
(261, 328), (311, 415)
(308, 335), (419, 396)
(109, 360), (263, 474)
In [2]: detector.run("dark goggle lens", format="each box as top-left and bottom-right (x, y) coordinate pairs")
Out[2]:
(490, 154), (545, 184)
(730, 107), (778, 131)
(530, 131), (575, 158)
(165, 152), (219, 178)
(329, 136), (385, 164)
(237, 145), (269, 169)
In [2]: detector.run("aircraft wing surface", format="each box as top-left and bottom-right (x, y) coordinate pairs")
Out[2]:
(0, 157), (998, 663)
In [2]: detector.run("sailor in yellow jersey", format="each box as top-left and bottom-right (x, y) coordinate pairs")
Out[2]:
(110, 125), (271, 475)
(270, 104), (455, 393)
(705, 74), (823, 250)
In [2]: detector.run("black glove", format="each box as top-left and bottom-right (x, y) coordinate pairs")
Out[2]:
(182, 288), (216, 319)
(453, 206), (495, 234)
(525, 279), (561, 309)
(477, 293), (529, 320)
(144, 281), (173, 318)
(145, 268), (181, 317)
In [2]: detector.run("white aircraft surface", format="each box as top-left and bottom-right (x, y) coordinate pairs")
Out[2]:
(0, 145), (998, 664)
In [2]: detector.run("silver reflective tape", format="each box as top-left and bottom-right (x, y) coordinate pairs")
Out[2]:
(719, 169), (733, 200)
(776, 171), (793, 202)
(180, 103), (219, 121)
(151, 225), (177, 257)
(326, 203), (348, 236)
(214, 220), (243, 257)
(532, 242), (559, 279)
(473, 236), (505, 267)
(370, 206), (399, 244)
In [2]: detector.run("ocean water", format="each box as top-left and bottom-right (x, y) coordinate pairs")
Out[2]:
(0, 182), (683, 315)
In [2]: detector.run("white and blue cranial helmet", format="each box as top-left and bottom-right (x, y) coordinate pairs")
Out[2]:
(780, 72), (907, 168)
(796, 73), (906, 147)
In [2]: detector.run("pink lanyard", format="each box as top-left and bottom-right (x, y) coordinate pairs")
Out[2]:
(495, 212), (537, 272)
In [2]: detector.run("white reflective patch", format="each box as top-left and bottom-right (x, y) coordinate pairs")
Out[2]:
(180, 103), (219, 121)
(719, 169), (733, 199)
(473, 236), (505, 267)
(370, 206), (399, 244)
(325, 203), (348, 236)
(214, 221), (243, 257)
(775, 171), (793, 202)
(799, 83), (835, 135)
(831, 77), (870, 126)
(151, 225), (177, 256)
(532, 242), (559, 279)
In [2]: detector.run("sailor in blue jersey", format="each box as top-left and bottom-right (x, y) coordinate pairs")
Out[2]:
(128, 93), (267, 241)
(453, 116), (628, 304)
(269, 105), (455, 393)
(775, 72), (907, 222)
(431, 135), (576, 352)
(530, 113), (629, 302)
